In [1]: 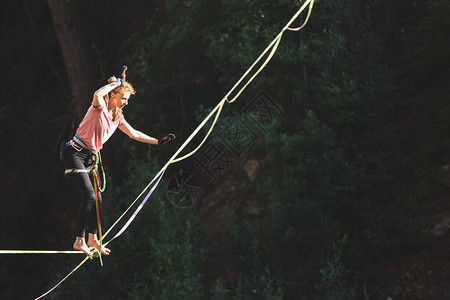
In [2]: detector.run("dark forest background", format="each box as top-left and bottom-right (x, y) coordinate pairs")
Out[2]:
(1, 0), (449, 299)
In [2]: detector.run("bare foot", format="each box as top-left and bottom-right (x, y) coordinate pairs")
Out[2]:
(87, 234), (110, 255)
(73, 237), (93, 259)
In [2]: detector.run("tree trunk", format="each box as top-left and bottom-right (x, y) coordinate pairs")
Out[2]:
(46, 0), (95, 124)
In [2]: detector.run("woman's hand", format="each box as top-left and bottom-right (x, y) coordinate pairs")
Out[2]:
(158, 134), (176, 145)
(93, 79), (122, 108)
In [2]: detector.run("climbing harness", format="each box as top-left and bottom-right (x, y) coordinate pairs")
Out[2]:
(2, 1), (316, 299)
(63, 134), (96, 175)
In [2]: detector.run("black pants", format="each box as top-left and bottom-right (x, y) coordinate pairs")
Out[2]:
(64, 146), (103, 238)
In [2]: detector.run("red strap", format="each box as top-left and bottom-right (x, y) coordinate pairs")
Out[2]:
(93, 172), (104, 266)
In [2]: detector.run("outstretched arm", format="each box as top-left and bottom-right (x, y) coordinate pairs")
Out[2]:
(119, 120), (176, 145)
(93, 78), (121, 108)
(118, 120), (159, 145)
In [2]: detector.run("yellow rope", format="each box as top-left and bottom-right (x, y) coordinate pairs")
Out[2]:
(34, 256), (90, 300)
(285, 0), (315, 31)
(225, 0), (315, 103)
(0, 250), (81, 254)
(170, 99), (225, 163)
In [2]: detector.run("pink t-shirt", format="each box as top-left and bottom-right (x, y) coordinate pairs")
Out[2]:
(75, 103), (125, 152)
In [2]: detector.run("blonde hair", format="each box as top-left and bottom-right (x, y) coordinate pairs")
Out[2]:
(106, 76), (136, 122)
(108, 76), (136, 95)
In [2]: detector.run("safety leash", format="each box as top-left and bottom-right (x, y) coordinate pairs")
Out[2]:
(92, 152), (105, 266)
(92, 152), (106, 190)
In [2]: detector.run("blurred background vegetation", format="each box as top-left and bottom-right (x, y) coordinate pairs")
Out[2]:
(1, 0), (449, 299)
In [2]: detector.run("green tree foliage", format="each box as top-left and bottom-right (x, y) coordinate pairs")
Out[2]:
(1, 0), (449, 299)
(314, 239), (357, 299)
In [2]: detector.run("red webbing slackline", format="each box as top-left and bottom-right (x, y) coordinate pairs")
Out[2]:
(91, 151), (107, 265)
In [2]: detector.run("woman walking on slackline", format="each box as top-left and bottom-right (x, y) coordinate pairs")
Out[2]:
(63, 75), (175, 259)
